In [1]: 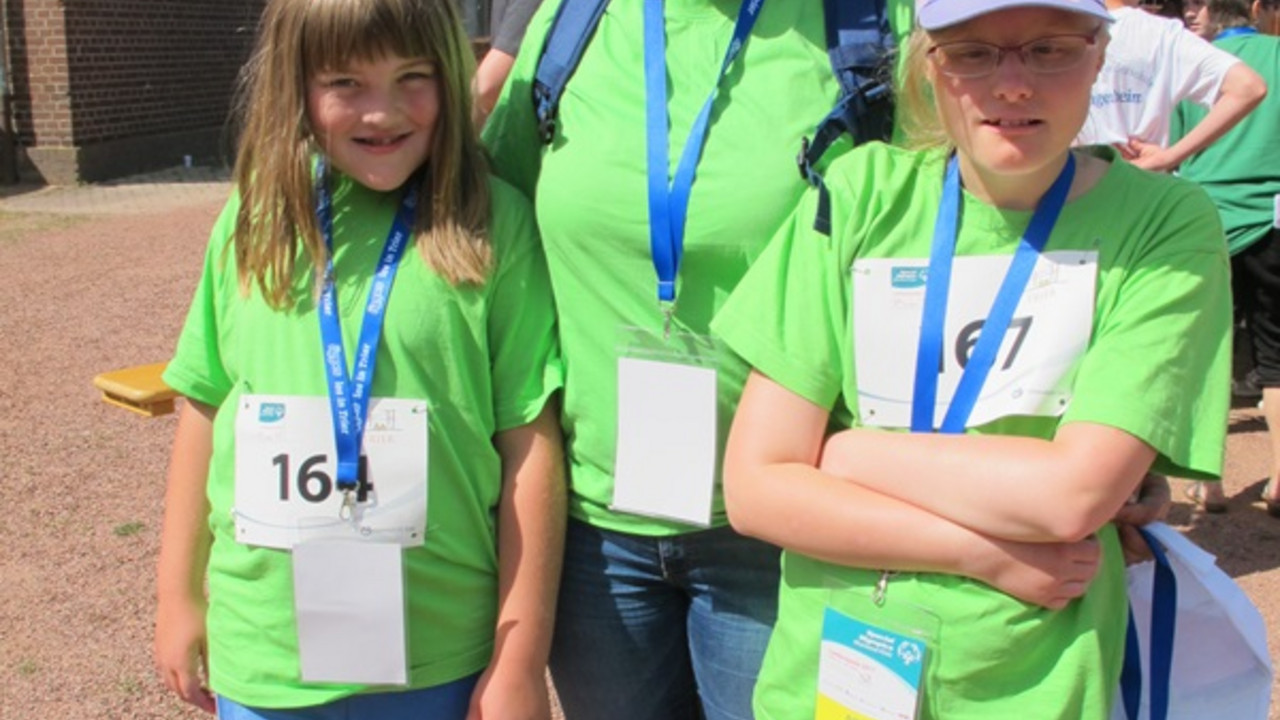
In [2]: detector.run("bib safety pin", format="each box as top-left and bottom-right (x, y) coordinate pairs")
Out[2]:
(873, 570), (897, 607)
(339, 489), (357, 522)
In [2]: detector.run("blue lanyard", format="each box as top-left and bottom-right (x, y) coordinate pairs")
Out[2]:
(643, 0), (764, 314)
(1119, 527), (1177, 720)
(910, 154), (1075, 434)
(315, 158), (417, 492)
(1216, 26), (1258, 40)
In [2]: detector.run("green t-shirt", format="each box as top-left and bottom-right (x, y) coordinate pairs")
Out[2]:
(163, 176), (562, 708)
(713, 143), (1231, 719)
(484, 0), (913, 535)
(1172, 33), (1280, 255)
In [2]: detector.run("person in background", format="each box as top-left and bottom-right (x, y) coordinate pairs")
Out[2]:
(1185, 0), (1218, 37)
(1175, 0), (1280, 516)
(714, 0), (1232, 716)
(473, 0), (544, 127)
(1141, 0), (1187, 18)
(1261, 0), (1280, 32)
(1078, 0), (1265, 172)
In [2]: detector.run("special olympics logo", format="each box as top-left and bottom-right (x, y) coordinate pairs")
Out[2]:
(897, 640), (923, 667)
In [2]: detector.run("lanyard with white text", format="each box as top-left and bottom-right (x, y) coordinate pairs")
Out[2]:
(909, 153), (1075, 434)
(644, 0), (764, 327)
(315, 158), (417, 505)
(1216, 27), (1258, 40)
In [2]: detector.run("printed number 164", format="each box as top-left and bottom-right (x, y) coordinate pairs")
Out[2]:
(271, 453), (374, 503)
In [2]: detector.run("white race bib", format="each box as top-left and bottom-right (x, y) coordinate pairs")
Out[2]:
(852, 251), (1098, 429)
(234, 395), (428, 549)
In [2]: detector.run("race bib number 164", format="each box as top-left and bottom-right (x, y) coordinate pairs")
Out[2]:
(233, 395), (428, 549)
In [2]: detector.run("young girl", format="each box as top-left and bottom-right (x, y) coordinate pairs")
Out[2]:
(714, 0), (1232, 717)
(152, 0), (564, 718)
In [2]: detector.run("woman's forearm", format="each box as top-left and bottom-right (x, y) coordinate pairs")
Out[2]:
(820, 422), (1155, 542)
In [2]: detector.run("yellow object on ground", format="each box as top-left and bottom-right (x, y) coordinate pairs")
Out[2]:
(93, 363), (176, 417)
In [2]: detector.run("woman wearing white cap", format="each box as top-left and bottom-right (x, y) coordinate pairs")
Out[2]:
(713, 0), (1232, 717)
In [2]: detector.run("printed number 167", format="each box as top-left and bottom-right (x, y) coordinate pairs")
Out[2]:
(949, 316), (1033, 372)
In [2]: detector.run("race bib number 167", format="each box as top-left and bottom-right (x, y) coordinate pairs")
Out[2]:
(852, 251), (1097, 429)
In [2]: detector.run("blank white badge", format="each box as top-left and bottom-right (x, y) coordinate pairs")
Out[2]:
(293, 540), (407, 686)
(612, 357), (717, 526)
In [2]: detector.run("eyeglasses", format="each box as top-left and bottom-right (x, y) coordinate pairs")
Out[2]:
(927, 32), (1100, 78)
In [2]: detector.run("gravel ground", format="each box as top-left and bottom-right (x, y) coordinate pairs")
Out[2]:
(0, 169), (1275, 719)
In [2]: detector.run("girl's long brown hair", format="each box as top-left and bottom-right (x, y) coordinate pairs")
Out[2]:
(231, 0), (490, 309)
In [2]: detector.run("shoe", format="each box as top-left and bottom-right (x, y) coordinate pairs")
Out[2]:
(1233, 370), (1264, 400)
(1263, 480), (1280, 519)
(1185, 482), (1228, 514)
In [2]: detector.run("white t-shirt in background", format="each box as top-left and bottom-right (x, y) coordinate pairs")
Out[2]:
(1078, 6), (1240, 147)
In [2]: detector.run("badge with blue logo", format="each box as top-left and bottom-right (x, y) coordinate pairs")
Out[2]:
(817, 607), (926, 720)
(890, 266), (928, 290)
(258, 402), (286, 423)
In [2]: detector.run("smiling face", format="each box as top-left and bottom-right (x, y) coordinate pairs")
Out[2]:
(307, 54), (440, 192)
(926, 7), (1106, 201)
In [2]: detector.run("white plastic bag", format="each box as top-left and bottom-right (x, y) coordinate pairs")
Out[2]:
(1112, 522), (1273, 720)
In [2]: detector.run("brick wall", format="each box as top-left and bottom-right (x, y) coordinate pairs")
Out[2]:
(61, 1), (263, 145)
(4, 0), (265, 182)
(5, 0), (73, 149)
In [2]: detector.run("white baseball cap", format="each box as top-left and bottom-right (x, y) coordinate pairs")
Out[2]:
(916, 0), (1112, 30)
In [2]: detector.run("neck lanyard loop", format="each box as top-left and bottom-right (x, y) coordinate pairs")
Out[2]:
(643, 0), (764, 313)
(910, 153), (1075, 434)
(315, 158), (418, 492)
(1216, 26), (1258, 40)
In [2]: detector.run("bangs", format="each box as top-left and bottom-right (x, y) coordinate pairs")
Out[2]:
(300, 0), (439, 75)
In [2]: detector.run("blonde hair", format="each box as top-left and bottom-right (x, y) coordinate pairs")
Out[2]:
(231, 0), (491, 309)
(897, 29), (951, 152)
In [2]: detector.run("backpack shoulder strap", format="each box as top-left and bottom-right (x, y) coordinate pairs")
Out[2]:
(800, 0), (897, 235)
(532, 0), (611, 144)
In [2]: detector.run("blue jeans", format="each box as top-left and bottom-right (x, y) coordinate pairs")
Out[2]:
(214, 674), (479, 720)
(549, 518), (781, 720)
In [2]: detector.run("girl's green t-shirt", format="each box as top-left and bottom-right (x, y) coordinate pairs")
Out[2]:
(164, 176), (562, 707)
(713, 143), (1232, 719)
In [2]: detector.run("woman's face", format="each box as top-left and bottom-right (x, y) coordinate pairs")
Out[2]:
(926, 8), (1106, 185)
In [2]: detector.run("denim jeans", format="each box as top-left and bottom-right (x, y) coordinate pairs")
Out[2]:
(549, 518), (781, 720)
(213, 673), (479, 720)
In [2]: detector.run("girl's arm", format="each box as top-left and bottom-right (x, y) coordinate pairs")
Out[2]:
(724, 372), (1102, 609)
(468, 401), (565, 720)
(153, 399), (217, 714)
(819, 419), (1155, 544)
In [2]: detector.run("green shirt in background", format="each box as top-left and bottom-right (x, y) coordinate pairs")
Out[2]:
(713, 143), (1231, 719)
(484, 0), (913, 536)
(1172, 32), (1280, 256)
(164, 176), (562, 707)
